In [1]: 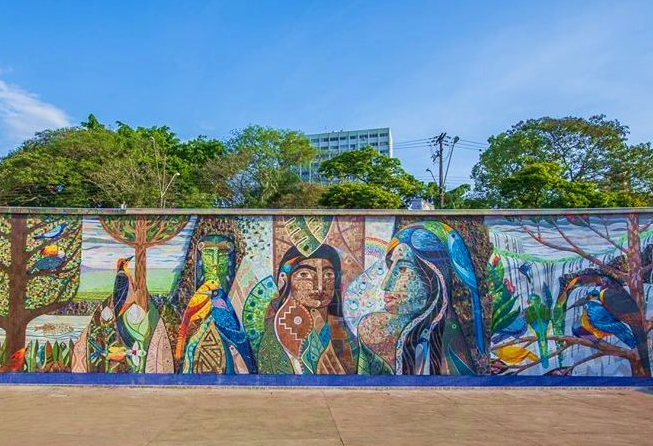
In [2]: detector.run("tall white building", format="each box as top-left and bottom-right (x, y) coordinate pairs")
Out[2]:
(300, 127), (393, 182)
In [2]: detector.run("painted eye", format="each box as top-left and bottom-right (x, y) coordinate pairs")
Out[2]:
(452, 323), (458, 329)
(376, 267), (384, 276)
(359, 282), (367, 291)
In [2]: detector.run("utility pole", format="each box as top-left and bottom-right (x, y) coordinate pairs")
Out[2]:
(428, 133), (459, 209)
(429, 133), (447, 208)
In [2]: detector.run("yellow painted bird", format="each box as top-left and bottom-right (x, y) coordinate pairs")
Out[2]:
(175, 280), (220, 361)
(41, 244), (60, 256)
(494, 345), (538, 366)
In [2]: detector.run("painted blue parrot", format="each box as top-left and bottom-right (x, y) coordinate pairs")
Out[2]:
(34, 223), (67, 240)
(210, 288), (258, 374)
(28, 251), (66, 274)
(427, 222), (486, 355)
(491, 314), (527, 344)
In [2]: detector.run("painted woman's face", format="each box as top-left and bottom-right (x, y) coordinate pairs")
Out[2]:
(382, 243), (429, 315)
(289, 258), (336, 309)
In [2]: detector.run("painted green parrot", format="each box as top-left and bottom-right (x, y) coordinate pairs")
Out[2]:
(525, 292), (552, 368)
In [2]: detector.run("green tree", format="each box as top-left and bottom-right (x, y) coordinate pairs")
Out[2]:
(471, 115), (653, 207)
(0, 117), (319, 209)
(215, 125), (316, 208)
(318, 146), (423, 209)
(422, 183), (473, 209)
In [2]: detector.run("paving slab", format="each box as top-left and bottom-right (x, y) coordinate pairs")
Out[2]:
(0, 386), (651, 446)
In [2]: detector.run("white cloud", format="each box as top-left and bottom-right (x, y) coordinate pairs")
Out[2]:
(0, 79), (71, 144)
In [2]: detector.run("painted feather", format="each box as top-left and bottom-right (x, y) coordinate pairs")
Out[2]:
(242, 276), (278, 357)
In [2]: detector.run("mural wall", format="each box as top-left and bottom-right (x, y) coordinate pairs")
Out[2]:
(0, 211), (651, 378)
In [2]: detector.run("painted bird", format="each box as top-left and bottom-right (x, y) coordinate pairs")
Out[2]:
(491, 313), (527, 344)
(210, 287), (258, 373)
(592, 287), (650, 375)
(34, 223), (67, 240)
(494, 345), (538, 366)
(425, 221), (486, 355)
(112, 256), (136, 347)
(28, 245), (66, 274)
(414, 326), (431, 375)
(0, 347), (26, 372)
(525, 292), (551, 368)
(570, 289), (649, 375)
(518, 262), (533, 283)
(441, 312), (476, 375)
(88, 339), (146, 364)
(175, 279), (220, 361)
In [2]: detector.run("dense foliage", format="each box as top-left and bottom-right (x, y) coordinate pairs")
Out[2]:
(0, 116), (317, 208)
(471, 115), (653, 208)
(0, 113), (650, 210)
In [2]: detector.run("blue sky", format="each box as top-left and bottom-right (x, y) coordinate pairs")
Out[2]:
(0, 1), (652, 185)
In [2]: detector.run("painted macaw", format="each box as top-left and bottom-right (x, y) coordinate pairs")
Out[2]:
(34, 223), (67, 240)
(525, 293), (551, 368)
(112, 256), (135, 346)
(211, 288), (258, 373)
(175, 280), (220, 361)
(429, 222), (486, 355)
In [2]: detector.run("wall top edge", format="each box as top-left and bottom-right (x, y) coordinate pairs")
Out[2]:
(0, 207), (650, 216)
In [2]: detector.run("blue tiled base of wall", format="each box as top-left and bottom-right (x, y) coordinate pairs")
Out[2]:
(1, 373), (652, 387)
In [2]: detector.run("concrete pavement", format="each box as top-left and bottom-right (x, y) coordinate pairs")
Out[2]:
(0, 386), (651, 445)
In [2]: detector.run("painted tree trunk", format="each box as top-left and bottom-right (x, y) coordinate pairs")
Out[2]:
(134, 216), (149, 309)
(626, 213), (645, 313)
(625, 213), (651, 377)
(5, 215), (28, 358)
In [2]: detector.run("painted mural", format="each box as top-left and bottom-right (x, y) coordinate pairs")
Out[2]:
(0, 211), (651, 378)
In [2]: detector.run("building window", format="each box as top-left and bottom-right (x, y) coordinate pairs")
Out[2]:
(350, 144), (357, 149)
(370, 133), (378, 137)
(380, 132), (388, 137)
(310, 138), (319, 143)
(322, 138), (328, 142)
(371, 142), (378, 147)
(380, 141), (388, 146)
(350, 135), (357, 139)
(339, 136), (347, 140)
(330, 137), (338, 141)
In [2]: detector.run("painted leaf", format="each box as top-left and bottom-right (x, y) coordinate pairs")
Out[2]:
(283, 216), (333, 256)
(357, 342), (393, 375)
(145, 318), (174, 373)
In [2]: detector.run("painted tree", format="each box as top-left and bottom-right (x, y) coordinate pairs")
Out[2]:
(0, 215), (82, 359)
(99, 215), (188, 308)
(497, 212), (653, 376)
